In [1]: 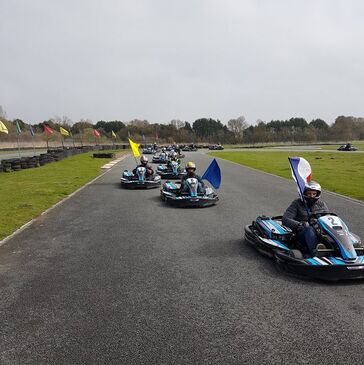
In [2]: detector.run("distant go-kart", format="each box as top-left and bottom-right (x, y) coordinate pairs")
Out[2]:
(182, 145), (198, 152)
(152, 153), (168, 163)
(157, 160), (185, 180)
(337, 143), (357, 151)
(121, 166), (161, 189)
(244, 212), (364, 281)
(161, 178), (219, 207)
(208, 144), (224, 150)
(142, 146), (156, 154)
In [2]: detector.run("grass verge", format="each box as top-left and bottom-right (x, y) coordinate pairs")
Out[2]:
(209, 151), (364, 201)
(0, 151), (127, 241)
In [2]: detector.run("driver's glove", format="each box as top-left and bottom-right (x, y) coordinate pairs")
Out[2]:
(297, 222), (309, 232)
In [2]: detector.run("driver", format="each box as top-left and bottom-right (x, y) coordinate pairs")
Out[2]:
(160, 147), (167, 160)
(282, 181), (329, 256)
(166, 152), (180, 169)
(133, 155), (154, 177)
(179, 161), (205, 194)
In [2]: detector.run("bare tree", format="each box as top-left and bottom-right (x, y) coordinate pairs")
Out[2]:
(0, 105), (7, 120)
(227, 115), (248, 142)
(128, 119), (149, 128)
(169, 119), (185, 129)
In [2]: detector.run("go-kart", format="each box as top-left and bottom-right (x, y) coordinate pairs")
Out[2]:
(152, 153), (168, 163)
(337, 143), (357, 151)
(121, 166), (161, 189)
(161, 177), (219, 207)
(157, 160), (185, 180)
(182, 145), (198, 152)
(208, 144), (224, 150)
(244, 212), (364, 281)
(142, 146), (156, 154)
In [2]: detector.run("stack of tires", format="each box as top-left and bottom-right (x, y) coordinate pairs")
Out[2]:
(93, 153), (115, 158)
(1, 159), (12, 172)
(1, 159), (18, 172)
(26, 156), (40, 168)
(39, 153), (55, 166)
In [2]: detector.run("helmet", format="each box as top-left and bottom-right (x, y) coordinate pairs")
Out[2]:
(140, 155), (148, 165)
(304, 181), (321, 203)
(186, 161), (196, 170)
(162, 147), (166, 152)
(171, 152), (178, 159)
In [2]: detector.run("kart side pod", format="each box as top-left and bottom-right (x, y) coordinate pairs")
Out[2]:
(254, 216), (293, 243)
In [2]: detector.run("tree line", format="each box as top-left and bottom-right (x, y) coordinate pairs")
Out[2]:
(1, 107), (363, 145)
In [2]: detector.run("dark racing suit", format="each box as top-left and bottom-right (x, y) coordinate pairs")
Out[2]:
(282, 198), (329, 255)
(179, 172), (205, 194)
(133, 163), (154, 178)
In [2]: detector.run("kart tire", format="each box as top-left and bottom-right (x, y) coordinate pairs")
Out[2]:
(289, 249), (303, 259)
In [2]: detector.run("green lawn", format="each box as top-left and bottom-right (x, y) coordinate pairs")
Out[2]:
(209, 151), (364, 201)
(0, 151), (126, 241)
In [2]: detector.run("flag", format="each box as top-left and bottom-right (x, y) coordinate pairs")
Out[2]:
(201, 159), (221, 189)
(127, 130), (131, 137)
(44, 125), (53, 136)
(142, 134), (145, 141)
(15, 120), (22, 135)
(60, 127), (70, 136)
(111, 130), (116, 138)
(128, 137), (140, 157)
(288, 157), (312, 201)
(0, 121), (8, 134)
(93, 129), (101, 137)
(29, 125), (35, 136)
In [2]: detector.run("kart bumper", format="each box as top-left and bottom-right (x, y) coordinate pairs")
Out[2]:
(121, 179), (161, 189)
(276, 251), (364, 281)
(157, 172), (185, 180)
(161, 193), (218, 207)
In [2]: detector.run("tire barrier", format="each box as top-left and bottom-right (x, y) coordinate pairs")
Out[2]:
(0, 147), (95, 173)
(93, 153), (115, 158)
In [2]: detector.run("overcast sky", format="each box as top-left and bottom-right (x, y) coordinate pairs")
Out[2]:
(1, 0), (364, 125)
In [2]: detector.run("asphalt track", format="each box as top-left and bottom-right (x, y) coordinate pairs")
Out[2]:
(1, 152), (364, 364)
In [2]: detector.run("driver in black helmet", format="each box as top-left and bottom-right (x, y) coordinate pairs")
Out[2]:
(282, 181), (329, 256)
(133, 155), (154, 177)
(179, 161), (205, 194)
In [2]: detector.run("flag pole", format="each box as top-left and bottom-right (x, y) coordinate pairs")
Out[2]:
(17, 135), (21, 158)
(31, 136), (35, 155)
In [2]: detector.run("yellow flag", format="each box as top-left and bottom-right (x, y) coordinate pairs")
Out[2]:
(111, 130), (116, 138)
(128, 138), (140, 157)
(0, 121), (8, 134)
(60, 127), (70, 136)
